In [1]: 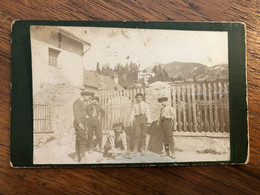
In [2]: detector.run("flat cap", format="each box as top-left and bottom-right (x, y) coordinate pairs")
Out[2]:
(91, 96), (99, 101)
(135, 93), (144, 98)
(158, 97), (168, 102)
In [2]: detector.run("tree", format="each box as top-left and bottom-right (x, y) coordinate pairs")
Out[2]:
(96, 62), (101, 73)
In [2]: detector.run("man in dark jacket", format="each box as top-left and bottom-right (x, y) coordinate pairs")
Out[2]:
(73, 89), (94, 163)
(86, 96), (105, 153)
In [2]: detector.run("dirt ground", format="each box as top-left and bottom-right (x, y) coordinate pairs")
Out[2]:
(34, 134), (230, 165)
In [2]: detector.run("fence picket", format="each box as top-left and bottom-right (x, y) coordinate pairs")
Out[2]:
(219, 82), (224, 132)
(224, 83), (230, 132)
(191, 84), (197, 132)
(176, 86), (182, 131)
(213, 83), (219, 132)
(172, 86), (177, 131)
(202, 83), (208, 132)
(181, 85), (187, 132)
(208, 83), (214, 132)
(186, 85), (192, 132)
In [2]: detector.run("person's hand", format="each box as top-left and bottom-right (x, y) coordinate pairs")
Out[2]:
(79, 124), (85, 129)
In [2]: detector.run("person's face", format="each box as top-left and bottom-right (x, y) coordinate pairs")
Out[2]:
(115, 125), (122, 132)
(82, 95), (89, 101)
(136, 96), (142, 103)
(160, 101), (167, 107)
(92, 99), (98, 105)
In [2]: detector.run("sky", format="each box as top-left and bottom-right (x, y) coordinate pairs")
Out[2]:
(61, 26), (228, 70)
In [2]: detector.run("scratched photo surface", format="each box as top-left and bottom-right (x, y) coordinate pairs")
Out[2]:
(30, 26), (230, 164)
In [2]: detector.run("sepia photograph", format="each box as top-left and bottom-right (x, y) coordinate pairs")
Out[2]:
(30, 26), (230, 165)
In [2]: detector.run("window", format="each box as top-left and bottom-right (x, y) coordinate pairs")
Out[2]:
(48, 48), (60, 67)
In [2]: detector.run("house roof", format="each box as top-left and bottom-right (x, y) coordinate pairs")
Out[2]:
(83, 71), (123, 91)
(58, 28), (91, 46)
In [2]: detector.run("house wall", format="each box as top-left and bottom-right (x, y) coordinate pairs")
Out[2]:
(31, 28), (84, 95)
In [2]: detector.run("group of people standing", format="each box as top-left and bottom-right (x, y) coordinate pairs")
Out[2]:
(72, 87), (176, 163)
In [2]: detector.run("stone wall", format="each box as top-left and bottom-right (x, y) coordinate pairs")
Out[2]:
(145, 81), (172, 122)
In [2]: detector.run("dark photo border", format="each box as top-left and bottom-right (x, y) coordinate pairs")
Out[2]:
(10, 21), (248, 168)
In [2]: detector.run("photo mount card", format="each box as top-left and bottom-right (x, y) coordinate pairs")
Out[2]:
(11, 21), (248, 168)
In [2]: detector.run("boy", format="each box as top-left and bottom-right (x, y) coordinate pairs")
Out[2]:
(103, 123), (130, 159)
(129, 93), (151, 156)
(158, 97), (176, 159)
(86, 96), (105, 153)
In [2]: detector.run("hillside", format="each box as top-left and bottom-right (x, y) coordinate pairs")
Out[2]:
(196, 64), (228, 81)
(157, 62), (207, 79)
(148, 62), (228, 81)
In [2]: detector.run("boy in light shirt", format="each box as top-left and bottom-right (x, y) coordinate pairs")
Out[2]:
(158, 97), (176, 159)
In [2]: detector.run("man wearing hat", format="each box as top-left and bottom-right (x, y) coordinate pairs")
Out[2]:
(129, 93), (152, 156)
(86, 96), (105, 153)
(73, 87), (94, 163)
(158, 96), (176, 159)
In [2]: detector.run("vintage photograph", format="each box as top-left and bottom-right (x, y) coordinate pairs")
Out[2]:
(31, 26), (230, 165)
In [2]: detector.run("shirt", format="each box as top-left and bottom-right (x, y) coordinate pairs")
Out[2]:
(160, 106), (176, 120)
(73, 98), (87, 125)
(129, 101), (152, 123)
(86, 104), (105, 119)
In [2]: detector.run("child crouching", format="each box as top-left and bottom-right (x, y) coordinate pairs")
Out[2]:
(103, 123), (131, 159)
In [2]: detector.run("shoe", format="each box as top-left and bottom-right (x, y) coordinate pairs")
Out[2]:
(96, 156), (104, 162)
(88, 148), (93, 154)
(169, 153), (176, 159)
(160, 152), (167, 157)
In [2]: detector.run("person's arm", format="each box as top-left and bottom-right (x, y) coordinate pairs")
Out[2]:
(145, 102), (152, 124)
(73, 100), (82, 125)
(99, 105), (105, 118)
(122, 131), (127, 152)
(170, 107), (177, 130)
(108, 131), (115, 151)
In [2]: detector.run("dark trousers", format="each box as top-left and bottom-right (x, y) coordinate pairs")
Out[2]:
(74, 120), (88, 160)
(87, 118), (102, 149)
(160, 118), (174, 145)
(133, 115), (148, 150)
(103, 140), (125, 157)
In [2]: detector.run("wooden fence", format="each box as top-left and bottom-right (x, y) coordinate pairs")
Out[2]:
(33, 103), (52, 133)
(97, 87), (145, 130)
(171, 81), (229, 133)
(97, 81), (229, 133)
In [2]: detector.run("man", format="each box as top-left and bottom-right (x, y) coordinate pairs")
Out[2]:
(158, 97), (176, 159)
(86, 96), (105, 153)
(73, 88), (94, 163)
(129, 93), (151, 156)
